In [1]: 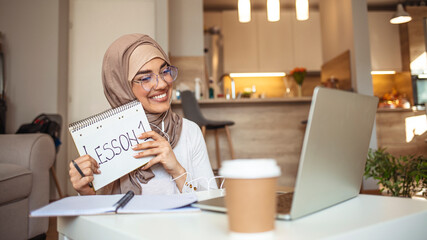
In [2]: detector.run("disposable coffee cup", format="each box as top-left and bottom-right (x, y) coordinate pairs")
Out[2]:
(219, 159), (281, 236)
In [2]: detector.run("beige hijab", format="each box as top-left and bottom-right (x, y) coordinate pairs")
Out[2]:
(99, 33), (183, 195)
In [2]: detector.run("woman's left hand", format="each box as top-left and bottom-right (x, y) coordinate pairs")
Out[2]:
(132, 131), (186, 180)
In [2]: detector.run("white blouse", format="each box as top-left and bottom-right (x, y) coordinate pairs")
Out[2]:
(139, 118), (217, 194)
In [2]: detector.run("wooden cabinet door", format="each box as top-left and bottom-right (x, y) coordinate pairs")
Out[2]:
(222, 10), (323, 73)
(368, 11), (402, 71)
(222, 10), (258, 73)
(292, 11), (323, 71)
(257, 11), (295, 72)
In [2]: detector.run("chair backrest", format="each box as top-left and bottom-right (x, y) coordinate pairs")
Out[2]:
(44, 114), (62, 153)
(180, 90), (208, 126)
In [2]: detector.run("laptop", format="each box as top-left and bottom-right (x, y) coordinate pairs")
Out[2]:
(192, 87), (379, 220)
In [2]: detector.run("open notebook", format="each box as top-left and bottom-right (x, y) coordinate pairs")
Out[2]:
(30, 193), (198, 217)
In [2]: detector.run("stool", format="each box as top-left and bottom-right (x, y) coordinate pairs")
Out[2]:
(180, 91), (235, 171)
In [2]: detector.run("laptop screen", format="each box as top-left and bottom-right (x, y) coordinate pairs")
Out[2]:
(290, 87), (379, 219)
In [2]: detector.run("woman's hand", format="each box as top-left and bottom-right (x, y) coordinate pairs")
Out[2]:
(132, 131), (186, 189)
(69, 155), (100, 195)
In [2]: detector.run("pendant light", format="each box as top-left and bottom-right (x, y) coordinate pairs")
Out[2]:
(390, 3), (412, 24)
(238, 0), (251, 23)
(267, 0), (280, 22)
(296, 0), (309, 21)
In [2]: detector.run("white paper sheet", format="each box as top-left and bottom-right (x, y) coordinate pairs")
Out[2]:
(30, 193), (199, 217)
(68, 101), (153, 190)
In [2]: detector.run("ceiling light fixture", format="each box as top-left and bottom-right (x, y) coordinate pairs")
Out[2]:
(390, 3), (412, 24)
(238, 0), (251, 23)
(267, 0), (280, 22)
(296, 0), (309, 21)
(371, 71), (396, 75)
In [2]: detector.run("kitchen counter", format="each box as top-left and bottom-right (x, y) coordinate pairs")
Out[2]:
(172, 97), (426, 187)
(172, 97), (312, 105)
(172, 97), (311, 187)
(377, 107), (425, 113)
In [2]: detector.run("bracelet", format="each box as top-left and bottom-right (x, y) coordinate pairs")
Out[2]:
(172, 171), (188, 181)
(184, 181), (197, 191)
(172, 172), (199, 191)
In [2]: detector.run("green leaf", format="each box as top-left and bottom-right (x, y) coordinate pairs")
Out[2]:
(363, 148), (426, 198)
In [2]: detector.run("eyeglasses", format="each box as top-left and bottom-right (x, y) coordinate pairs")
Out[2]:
(132, 65), (178, 91)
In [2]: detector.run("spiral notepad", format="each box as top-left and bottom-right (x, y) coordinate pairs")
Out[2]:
(69, 100), (152, 191)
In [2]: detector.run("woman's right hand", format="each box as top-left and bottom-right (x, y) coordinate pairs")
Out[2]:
(69, 155), (101, 195)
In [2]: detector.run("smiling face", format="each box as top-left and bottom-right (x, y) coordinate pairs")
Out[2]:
(131, 58), (173, 113)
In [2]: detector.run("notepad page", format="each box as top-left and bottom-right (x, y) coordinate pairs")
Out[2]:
(30, 193), (199, 217)
(30, 195), (123, 217)
(69, 101), (152, 190)
(118, 193), (199, 213)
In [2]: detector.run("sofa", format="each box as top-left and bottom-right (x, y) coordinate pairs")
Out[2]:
(0, 133), (56, 240)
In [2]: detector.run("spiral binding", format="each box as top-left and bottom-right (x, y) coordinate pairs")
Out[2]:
(68, 100), (140, 133)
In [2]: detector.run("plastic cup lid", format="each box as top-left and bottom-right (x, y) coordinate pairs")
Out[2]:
(219, 159), (281, 179)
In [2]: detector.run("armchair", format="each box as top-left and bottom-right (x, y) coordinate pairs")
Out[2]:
(0, 133), (55, 239)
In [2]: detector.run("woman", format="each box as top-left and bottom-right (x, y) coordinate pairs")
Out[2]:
(69, 34), (216, 195)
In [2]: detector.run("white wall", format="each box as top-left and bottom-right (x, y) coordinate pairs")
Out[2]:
(204, 11), (223, 30)
(0, 0), (69, 199)
(350, 0), (374, 95)
(169, 0), (204, 56)
(319, 0), (377, 190)
(0, 0), (64, 133)
(67, 0), (168, 195)
(68, 0), (155, 123)
(320, 0), (354, 65)
(319, 0), (374, 94)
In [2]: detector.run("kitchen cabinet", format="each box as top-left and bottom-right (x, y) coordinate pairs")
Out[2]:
(222, 11), (259, 72)
(257, 11), (295, 72)
(292, 11), (323, 71)
(368, 11), (402, 71)
(222, 10), (322, 73)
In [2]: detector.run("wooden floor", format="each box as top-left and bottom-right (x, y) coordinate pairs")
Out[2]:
(46, 217), (58, 240)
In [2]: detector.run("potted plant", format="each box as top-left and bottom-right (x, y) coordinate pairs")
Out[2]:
(289, 67), (306, 97)
(364, 148), (426, 198)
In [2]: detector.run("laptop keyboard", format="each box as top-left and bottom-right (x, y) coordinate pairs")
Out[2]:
(277, 192), (294, 214)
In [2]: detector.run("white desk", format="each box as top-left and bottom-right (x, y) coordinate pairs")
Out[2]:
(58, 192), (427, 240)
